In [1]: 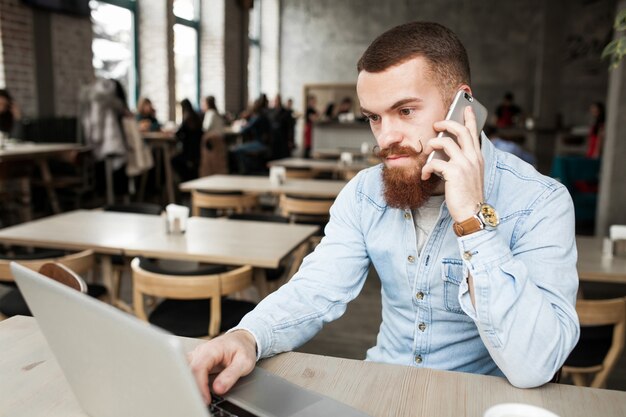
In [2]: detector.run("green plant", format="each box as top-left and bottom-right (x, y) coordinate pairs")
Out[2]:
(602, 8), (626, 69)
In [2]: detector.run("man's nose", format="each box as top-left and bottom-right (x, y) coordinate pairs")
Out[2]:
(377, 119), (404, 149)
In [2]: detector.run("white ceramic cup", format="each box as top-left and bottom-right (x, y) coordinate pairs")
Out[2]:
(340, 152), (353, 165)
(484, 403), (560, 417)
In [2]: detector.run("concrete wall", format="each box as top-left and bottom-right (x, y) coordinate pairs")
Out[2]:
(200, 0), (226, 113)
(280, 0), (615, 129)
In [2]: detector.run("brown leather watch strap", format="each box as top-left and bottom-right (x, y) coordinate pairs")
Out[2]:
(453, 216), (482, 237)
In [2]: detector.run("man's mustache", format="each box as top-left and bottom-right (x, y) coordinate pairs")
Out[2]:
(373, 142), (423, 159)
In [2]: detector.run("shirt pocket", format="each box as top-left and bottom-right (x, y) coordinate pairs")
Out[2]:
(441, 258), (465, 314)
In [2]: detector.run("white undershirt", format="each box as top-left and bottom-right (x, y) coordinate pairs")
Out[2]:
(413, 195), (445, 254)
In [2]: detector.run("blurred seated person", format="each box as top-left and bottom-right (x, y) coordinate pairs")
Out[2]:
(201, 95), (224, 135)
(323, 102), (335, 120)
(268, 94), (295, 160)
(585, 102), (605, 159)
(232, 98), (271, 174)
(135, 97), (161, 132)
(335, 96), (355, 122)
(495, 91), (522, 128)
(172, 99), (203, 181)
(487, 126), (536, 167)
(0, 89), (23, 139)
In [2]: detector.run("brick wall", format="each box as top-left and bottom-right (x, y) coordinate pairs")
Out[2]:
(138, 0), (175, 122)
(0, 0), (37, 116)
(200, 0), (226, 114)
(50, 13), (94, 116)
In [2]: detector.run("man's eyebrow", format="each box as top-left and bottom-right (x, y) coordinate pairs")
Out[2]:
(360, 97), (423, 115)
(390, 97), (423, 109)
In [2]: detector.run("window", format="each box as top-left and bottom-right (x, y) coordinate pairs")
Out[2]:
(90, 0), (138, 109)
(248, 0), (261, 100)
(173, 0), (200, 110)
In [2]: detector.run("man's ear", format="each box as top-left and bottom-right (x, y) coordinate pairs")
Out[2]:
(458, 84), (472, 96)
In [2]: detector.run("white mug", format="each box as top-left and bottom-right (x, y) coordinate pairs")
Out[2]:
(484, 403), (560, 417)
(269, 166), (286, 186)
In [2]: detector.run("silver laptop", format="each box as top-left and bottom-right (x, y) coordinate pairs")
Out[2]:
(12, 262), (370, 417)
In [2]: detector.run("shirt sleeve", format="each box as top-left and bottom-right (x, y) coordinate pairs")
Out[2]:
(457, 184), (580, 388)
(232, 175), (371, 359)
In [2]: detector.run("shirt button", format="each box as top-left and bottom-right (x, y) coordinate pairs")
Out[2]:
(407, 255), (415, 263)
(463, 251), (472, 260)
(418, 323), (426, 332)
(415, 291), (424, 300)
(404, 211), (411, 219)
(415, 355), (423, 364)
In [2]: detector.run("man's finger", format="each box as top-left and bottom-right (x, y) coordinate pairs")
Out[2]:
(212, 355), (255, 394)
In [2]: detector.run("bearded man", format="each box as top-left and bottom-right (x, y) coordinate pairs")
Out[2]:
(189, 22), (579, 400)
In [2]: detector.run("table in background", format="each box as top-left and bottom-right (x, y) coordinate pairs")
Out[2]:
(180, 174), (347, 198)
(576, 236), (626, 285)
(0, 210), (317, 305)
(0, 142), (88, 214)
(268, 157), (374, 178)
(142, 131), (176, 204)
(2, 316), (625, 417)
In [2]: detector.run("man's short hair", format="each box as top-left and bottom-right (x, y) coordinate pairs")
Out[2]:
(357, 21), (471, 105)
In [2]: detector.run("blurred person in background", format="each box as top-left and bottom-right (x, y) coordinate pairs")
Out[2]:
(0, 89), (23, 139)
(172, 99), (203, 181)
(585, 102), (605, 159)
(135, 97), (161, 132)
(201, 95), (224, 136)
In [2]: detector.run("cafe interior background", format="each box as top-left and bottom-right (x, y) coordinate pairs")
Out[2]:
(0, 0), (625, 392)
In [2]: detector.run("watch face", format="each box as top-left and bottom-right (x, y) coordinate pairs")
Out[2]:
(479, 204), (500, 227)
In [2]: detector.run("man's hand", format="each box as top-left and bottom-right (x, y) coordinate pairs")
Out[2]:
(188, 329), (257, 404)
(422, 106), (485, 222)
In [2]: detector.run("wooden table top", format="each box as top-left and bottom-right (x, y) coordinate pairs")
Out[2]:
(576, 236), (626, 284)
(180, 174), (347, 198)
(1, 316), (625, 417)
(268, 157), (373, 172)
(0, 142), (87, 161)
(0, 210), (318, 269)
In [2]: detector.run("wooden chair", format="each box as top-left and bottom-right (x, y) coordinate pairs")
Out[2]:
(131, 258), (256, 338)
(103, 203), (163, 300)
(278, 193), (334, 224)
(0, 249), (102, 320)
(191, 189), (258, 217)
(563, 297), (626, 388)
(38, 262), (88, 293)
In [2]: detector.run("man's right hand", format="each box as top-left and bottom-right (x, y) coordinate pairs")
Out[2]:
(188, 329), (257, 404)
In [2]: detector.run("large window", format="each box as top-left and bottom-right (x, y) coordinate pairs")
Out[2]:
(90, 0), (137, 109)
(173, 0), (200, 110)
(248, 0), (262, 101)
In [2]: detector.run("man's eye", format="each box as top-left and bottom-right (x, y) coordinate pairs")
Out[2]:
(365, 114), (380, 123)
(400, 108), (414, 116)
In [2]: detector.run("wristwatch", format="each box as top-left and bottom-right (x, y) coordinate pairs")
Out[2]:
(453, 203), (500, 237)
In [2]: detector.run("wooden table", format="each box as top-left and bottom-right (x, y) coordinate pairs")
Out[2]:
(180, 174), (347, 198)
(268, 157), (373, 178)
(0, 210), (318, 304)
(142, 131), (176, 204)
(576, 236), (626, 284)
(0, 142), (89, 214)
(2, 316), (625, 417)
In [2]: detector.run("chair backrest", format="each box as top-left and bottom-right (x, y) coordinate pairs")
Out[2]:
(279, 193), (334, 218)
(103, 202), (163, 215)
(130, 258), (253, 337)
(191, 190), (258, 216)
(567, 297), (626, 388)
(0, 249), (95, 284)
(38, 263), (88, 293)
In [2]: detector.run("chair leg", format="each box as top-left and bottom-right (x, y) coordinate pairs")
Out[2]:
(571, 373), (588, 387)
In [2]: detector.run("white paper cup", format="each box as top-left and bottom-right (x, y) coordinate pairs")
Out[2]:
(340, 152), (353, 165)
(484, 403), (560, 417)
(165, 204), (189, 234)
(269, 166), (286, 186)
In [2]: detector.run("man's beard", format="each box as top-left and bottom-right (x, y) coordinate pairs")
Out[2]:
(376, 143), (441, 210)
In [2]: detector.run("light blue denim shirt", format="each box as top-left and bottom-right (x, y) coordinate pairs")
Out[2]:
(236, 138), (580, 388)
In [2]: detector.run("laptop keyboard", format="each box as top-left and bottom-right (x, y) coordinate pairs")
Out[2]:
(209, 393), (260, 417)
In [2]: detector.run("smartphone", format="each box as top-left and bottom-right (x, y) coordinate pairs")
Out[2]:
(426, 90), (488, 163)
